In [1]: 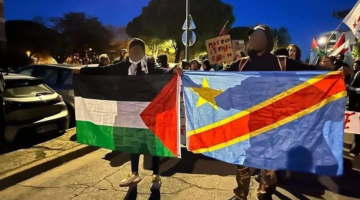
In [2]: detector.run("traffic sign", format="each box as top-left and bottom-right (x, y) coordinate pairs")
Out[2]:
(182, 15), (196, 30)
(182, 30), (196, 47)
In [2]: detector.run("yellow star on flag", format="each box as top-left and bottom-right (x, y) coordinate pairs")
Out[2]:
(190, 77), (223, 110)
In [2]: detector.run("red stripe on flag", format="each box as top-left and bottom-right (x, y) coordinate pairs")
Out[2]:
(188, 74), (345, 151)
(141, 75), (179, 156)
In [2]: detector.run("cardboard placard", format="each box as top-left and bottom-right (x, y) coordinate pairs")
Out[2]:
(206, 35), (233, 65)
(345, 111), (360, 134)
(232, 40), (245, 55)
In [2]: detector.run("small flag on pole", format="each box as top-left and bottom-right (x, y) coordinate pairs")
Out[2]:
(219, 20), (229, 36)
(311, 37), (326, 56)
(343, 1), (360, 38)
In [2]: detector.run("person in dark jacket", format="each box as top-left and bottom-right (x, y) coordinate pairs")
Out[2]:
(273, 48), (289, 57)
(334, 53), (349, 70)
(80, 38), (181, 191)
(157, 54), (169, 68)
(227, 24), (333, 200)
(348, 60), (360, 156)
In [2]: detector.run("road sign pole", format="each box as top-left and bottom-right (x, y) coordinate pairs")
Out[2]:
(185, 0), (190, 62)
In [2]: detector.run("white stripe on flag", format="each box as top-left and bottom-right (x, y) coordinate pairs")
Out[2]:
(75, 97), (150, 129)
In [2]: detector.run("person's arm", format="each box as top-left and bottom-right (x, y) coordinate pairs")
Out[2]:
(223, 60), (240, 71)
(286, 58), (333, 71)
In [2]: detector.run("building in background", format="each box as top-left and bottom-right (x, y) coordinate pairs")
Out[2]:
(0, 0), (5, 52)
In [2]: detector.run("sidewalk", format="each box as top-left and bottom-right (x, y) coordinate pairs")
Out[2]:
(0, 129), (98, 190)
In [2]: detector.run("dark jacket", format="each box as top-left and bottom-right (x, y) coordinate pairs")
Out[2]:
(226, 51), (330, 71)
(334, 60), (349, 71)
(348, 71), (360, 94)
(80, 59), (174, 76)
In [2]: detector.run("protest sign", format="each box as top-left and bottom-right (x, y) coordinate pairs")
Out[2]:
(345, 111), (360, 135)
(232, 40), (245, 55)
(206, 35), (233, 65)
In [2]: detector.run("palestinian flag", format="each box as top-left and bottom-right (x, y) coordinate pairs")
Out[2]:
(73, 74), (181, 158)
(311, 37), (326, 56)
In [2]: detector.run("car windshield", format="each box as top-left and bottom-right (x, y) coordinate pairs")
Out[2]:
(3, 79), (54, 98)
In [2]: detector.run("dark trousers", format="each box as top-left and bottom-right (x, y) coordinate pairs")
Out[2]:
(233, 166), (277, 200)
(130, 154), (160, 174)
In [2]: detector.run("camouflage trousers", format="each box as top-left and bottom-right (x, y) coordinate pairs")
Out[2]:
(233, 165), (277, 200)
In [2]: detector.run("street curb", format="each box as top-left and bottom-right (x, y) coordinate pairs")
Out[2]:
(0, 144), (98, 191)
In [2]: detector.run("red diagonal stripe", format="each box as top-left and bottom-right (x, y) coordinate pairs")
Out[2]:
(188, 73), (345, 151)
(141, 75), (179, 156)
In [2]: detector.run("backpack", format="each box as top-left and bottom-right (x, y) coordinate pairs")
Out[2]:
(238, 56), (287, 71)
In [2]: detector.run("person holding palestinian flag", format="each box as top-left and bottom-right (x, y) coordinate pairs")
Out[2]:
(79, 38), (182, 191)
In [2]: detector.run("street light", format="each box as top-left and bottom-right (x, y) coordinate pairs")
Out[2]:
(318, 36), (328, 55)
(26, 51), (31, 57)
(318, 37), (326, 46)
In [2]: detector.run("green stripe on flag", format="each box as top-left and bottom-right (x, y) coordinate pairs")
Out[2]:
(76, 121), (175, 157)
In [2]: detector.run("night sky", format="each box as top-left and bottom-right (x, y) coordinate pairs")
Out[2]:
(4, 0), (358, 60)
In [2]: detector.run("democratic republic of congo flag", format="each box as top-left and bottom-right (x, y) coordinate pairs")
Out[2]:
(183, 71), (346, 176)
(73, 74), (181, 158)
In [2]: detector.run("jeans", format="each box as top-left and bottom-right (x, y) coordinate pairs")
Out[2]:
(130, 154), (160, 174)
(233, 165), (277, 200)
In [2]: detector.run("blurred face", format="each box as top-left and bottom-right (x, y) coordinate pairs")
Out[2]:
(353, 62), (360, 71)
(191, 63), (199, 70)
(129, 46), (144, 62)
(320, 57), (332, 67)
(121, 50), (127, 57)
(289, 46), (297, 60)
(249, 30), (267, 52)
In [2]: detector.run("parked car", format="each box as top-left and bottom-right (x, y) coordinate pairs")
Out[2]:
(16, 64), (82, 126)
(2, 73), (69, 143)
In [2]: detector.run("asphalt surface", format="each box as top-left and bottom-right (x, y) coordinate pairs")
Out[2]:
(1, 148), (360, 200)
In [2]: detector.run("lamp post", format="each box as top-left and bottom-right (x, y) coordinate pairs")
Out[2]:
(185, 0), (190, 62)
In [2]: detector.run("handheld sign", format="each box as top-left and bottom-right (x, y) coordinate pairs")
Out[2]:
(206, 35), (233, 65)
(344, 111), (360, 135)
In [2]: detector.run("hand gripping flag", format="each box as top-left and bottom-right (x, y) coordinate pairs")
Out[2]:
(183, 71), (346, 176)
(74, 74), (181, 158)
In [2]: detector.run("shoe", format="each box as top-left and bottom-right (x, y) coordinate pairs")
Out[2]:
(119, 173), (142, 187)
(150, 174), (162, 191)
(349, 149), (360, 157)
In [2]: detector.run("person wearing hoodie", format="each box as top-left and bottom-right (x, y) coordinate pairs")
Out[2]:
(79, 38), (181, 191)
(348, 60), (360, 157)
(226, 25), (334, 200)
(157, 54), (169, 69)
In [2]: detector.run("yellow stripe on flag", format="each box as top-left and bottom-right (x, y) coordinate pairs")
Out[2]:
(192, 91), (346, 154)
(187, 71), (342, 137)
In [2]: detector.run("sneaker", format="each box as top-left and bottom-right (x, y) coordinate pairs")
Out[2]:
(150, 175), (162, 191)
(119, 173), (142, 187)
(349, 150), (360, 157)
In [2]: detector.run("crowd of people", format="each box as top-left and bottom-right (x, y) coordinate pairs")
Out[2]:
(0, 22), (358, 200)
(76, 23), (360, 200)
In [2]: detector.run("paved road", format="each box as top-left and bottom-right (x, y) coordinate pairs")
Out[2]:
(1, 149), (360, 200)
